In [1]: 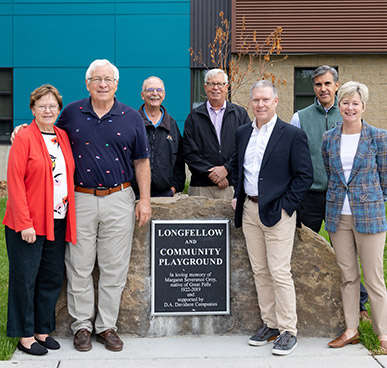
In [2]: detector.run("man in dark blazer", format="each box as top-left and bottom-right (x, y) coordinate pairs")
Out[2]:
(231, 80), (313, 356)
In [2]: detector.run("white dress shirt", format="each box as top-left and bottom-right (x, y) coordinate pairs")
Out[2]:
(243, 114), (277, 196)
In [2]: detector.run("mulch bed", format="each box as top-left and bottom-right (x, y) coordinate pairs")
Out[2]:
(0, 180), (8, 198)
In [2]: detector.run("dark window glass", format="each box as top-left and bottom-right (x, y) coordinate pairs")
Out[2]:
(191, 69), (207, 109)
(0, 69), (13, 143)
(294, 68), (315, 112)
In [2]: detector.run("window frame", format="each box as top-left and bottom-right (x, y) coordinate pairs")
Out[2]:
(293, 67), (316, 113)
(191, 68), (207, 109)
(0, 68), (13, 144)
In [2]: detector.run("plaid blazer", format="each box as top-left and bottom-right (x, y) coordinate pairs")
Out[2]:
(322, 122), (387, 233)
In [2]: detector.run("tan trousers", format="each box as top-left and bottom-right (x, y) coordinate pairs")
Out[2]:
(65, 187), (136, 334)
(188, 185), (234, 200)
(329, 215), (387, 335)
(242, 198), (298, 336)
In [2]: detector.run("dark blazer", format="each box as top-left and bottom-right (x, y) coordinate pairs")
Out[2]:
(232, 118), (314, 228)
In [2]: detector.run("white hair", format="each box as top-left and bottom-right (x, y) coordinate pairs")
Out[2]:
(204, 69), (228, 84)
(85, 59), (119, 82)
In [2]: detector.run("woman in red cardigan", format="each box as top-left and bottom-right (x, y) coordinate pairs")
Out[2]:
(3, 84), (76, 356)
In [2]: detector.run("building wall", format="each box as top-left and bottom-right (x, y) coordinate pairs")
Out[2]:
(0, 0), (190, 180)
(232, 0), (387, 54)
(234, 54), (387, 131)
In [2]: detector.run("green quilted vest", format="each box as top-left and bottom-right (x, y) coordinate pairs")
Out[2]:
(298, 97), (342, 191)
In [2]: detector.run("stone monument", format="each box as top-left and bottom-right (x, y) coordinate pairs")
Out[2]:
(55, 195), (344, 337)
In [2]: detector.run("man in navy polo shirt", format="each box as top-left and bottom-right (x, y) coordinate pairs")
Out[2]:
(11, 59), (150, 352)
(57, 59), (151, 352)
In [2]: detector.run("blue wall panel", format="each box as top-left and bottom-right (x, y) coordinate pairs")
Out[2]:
(2, 0), (191, 132)
(14, 15), (115, 67)
(0, 16), (13, 67)
(14, 0), (112, 3)
(13, 67), (87, 125)
(116, 13), (190, 68)
(0, 3), (11, 12)
(14, 3), (115, 14)
(117, 2), (189, 14)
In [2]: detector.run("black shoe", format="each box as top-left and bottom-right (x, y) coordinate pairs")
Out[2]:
(249, 323), (280, 346)
(17, 341), (48, 356)
(272, 331), (298, 355)
(36, 336), (60, 350)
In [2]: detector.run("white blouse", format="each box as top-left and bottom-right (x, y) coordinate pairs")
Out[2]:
(340, 133), (361, 215)
(42, 133), (68, 219)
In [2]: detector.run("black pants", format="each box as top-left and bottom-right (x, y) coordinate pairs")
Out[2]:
(298, 190), (369, 311)
(135, 188), (174, 200)
(6, 220), (66, 337)
(297, 190), (326, 232)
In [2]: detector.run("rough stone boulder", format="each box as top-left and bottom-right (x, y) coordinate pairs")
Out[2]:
(55, 195), (344, 337)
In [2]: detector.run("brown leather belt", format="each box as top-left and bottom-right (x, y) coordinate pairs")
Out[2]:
(248, 195), (258, 203)
(75, 182), (131, 196)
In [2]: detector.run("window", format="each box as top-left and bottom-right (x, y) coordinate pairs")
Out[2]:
(0, 69), (13, 143)
(294, 67), (338, 113)
(191, 69), (207, 109)
(293, 68), (315, 112)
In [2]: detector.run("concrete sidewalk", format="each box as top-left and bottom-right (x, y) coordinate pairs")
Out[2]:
(1, 335), (387, 368)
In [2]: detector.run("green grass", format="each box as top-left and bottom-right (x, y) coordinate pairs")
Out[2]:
(183, 180), (189, 194)
(0, 197), (18, 360)
(357, 202), (387, 354)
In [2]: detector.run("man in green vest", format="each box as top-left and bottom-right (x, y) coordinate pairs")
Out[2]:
(290, 65), (370, 321)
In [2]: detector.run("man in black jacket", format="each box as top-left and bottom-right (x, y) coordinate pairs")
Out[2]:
(183, 69), (250, 200)
(133, 76), (185, 198)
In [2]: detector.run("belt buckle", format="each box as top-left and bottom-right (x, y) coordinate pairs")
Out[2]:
(94, 187), (109, 196)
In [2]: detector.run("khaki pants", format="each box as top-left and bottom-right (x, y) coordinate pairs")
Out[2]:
(242, 198), (297, 336)
(329, 215), (387, 335)
(65, 187), (136, 334)
(188, 185), (234, 200)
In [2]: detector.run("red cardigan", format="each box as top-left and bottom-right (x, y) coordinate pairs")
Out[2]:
(3, 120), (77, 244)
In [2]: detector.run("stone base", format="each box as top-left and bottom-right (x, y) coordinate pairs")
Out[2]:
(55, 195), (344, 337)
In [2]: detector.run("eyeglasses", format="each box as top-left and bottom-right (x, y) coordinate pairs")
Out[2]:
(205, 82), (227, 89)
(35, 105), (59, 112)
(88, 77), (116, 85)
(144, 88), (165, 94)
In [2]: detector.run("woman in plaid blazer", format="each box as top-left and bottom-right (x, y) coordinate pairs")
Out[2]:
(322, 81), (387, 352)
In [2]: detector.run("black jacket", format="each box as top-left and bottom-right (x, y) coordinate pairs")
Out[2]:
(183, 101), (250, 187)
(133, 105), (185, 197)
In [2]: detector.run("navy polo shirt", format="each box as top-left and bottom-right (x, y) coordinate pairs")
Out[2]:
(56, 97), (149, 188)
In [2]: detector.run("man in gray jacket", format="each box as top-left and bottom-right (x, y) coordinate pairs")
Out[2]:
(290, 65), (340, 232)
(290, 65), (369, 320)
